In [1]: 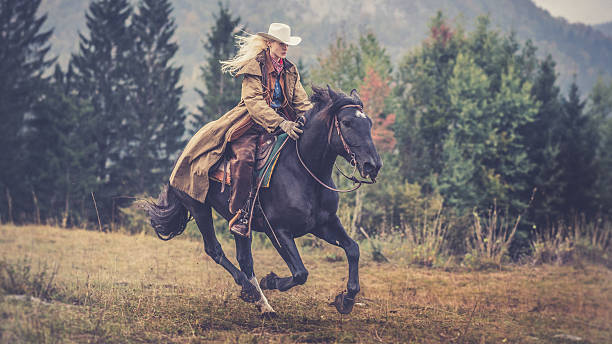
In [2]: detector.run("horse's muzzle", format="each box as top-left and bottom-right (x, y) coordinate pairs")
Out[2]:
(360, 160), (381, 181)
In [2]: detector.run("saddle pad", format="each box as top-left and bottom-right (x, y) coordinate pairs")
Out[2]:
(209, 133), (288, 188)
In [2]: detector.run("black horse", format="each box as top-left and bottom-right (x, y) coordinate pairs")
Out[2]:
(146, 86), (382, 316)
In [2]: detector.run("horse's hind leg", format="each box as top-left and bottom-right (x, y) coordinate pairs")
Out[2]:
(188, 200), (260, 303)
(235, 236), (276, 316)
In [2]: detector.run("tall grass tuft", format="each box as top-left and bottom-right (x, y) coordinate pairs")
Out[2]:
(464, 204), (520, 269)
(0, 256), (60, 301)
(531, 216), (612, 266)
(402, 203), (452, 266)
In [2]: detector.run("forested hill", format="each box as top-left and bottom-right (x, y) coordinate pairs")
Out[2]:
(595, 21), (612, 37)
(41, 0), (612, 109)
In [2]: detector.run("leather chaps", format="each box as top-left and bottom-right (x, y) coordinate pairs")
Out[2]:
(228, 124), (265, 214)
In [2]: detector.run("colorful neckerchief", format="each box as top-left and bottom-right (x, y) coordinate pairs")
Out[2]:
(271, 55), (284, 74)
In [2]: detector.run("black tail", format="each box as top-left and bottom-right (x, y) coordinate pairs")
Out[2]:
(144, 184), (191, 241)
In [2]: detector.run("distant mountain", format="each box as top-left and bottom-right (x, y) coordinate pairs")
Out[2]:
(40, 0), (612, 111)
(595, 21), (612, 38)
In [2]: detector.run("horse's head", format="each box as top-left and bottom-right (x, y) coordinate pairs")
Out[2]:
(312, 86), (383, 181)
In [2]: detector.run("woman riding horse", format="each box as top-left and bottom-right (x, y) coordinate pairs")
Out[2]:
(149, 24), (382, 316)
(169, 23), (311, 237)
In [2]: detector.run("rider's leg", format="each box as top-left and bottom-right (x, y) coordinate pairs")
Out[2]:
(228, 128), (260, 237)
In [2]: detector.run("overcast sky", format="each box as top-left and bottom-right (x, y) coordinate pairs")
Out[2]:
(532, 0), (612, 25)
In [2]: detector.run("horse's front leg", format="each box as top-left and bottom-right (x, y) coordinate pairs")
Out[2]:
(312, 216), (360, 314)
(259, 229), (309, 292)
(234, 235), (276, 317)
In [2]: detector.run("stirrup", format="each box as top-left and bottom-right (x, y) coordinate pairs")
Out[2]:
(229, 209), (250, 237)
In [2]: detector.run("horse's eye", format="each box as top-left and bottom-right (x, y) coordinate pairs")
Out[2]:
(341, 120), (351, 128)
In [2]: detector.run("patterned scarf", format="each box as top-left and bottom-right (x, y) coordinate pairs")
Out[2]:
(271, 55), (284, 74)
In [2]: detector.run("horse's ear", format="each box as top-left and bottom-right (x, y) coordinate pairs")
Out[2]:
(327, 85), (339, 100)
(350, 89), (361, 102)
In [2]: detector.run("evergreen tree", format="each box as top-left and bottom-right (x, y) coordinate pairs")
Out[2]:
(195, 3), (241, 125)
(0, 0), (54, 222)
(129, 0), (186, 193)
(523, 55), (565, 227)
(70, 0), (133, 223)
(558, 80), (598, 217)
(311, 37), (362, 92)
(438, 53), (491, 211)
(24, 66), (98, 226)
(589, 78), (612, 214)
(439, 52), (537, 214)
(394, 12), (463, 183)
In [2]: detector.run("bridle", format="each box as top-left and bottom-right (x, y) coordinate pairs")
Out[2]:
(296, 103), (376, 193)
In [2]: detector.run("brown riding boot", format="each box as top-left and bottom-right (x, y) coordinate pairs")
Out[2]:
(229, 209), (250, 237)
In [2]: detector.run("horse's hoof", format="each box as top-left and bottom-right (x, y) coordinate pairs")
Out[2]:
(261, 311), (278, 319)
(260, 271), (278, 290)
(331, 291), (355, 314)
(240, 281), (261, 303)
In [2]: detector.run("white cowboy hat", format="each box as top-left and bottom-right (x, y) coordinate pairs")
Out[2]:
(257, 23), (301, 46)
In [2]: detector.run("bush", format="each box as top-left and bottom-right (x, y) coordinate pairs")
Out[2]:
(0, 256), (60, 301)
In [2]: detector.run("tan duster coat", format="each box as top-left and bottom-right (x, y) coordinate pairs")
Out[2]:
(169, 53), (312, 203)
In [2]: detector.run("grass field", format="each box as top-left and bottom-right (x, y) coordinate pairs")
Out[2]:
(0, 225), (610, 343)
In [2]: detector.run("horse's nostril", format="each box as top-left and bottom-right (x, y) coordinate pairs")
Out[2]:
(363, 162), (375, 173)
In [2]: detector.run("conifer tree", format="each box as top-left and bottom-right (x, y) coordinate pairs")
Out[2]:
(589, 78), (612, 214)
(0, 0), (54, 222)
(523, 55), (565, 226)
(558, 80), (598, 217)
(70, 0), (133, 222)
(394, 12), (463, 183)
(25, 66), (98, 225)
(195, 3), (241, 125)
(129, 0), (186, 193)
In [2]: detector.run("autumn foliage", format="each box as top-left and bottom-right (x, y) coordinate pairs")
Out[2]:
(360, 67), (396, 152)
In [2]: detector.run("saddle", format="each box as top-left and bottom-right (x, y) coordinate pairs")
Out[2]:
(209, 133), (287, 188)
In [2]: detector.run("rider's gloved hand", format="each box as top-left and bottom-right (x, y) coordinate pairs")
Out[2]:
(279, 120), (303, 140)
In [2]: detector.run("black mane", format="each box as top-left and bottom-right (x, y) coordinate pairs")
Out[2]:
(306, 86), (363, 120)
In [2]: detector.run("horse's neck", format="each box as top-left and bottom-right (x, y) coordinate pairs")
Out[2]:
(297, 115), (336, 179)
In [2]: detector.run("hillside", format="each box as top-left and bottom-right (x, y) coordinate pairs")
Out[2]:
(595, 21), (612, 37)
(39, 0), (612, 111)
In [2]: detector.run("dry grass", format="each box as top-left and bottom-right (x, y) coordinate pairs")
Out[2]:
(0, 224), (611, 343)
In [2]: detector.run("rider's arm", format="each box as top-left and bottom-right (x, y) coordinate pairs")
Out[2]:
(241, 75), (285, 133)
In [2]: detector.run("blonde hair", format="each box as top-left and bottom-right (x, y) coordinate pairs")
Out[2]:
(220, 33), (269, 76)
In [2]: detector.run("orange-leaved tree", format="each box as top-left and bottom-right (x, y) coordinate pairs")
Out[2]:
(360, 67), (396, 152)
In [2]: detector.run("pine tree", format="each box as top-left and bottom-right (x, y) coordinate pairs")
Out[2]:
(195, 3), (241, 125)
(589, 78), (612, 214)
(129, 0), (186, 193)
(24, 66), (98, 226)
(394, 11), (463, 183)
(522, 55), (565, 227)
(558, 80), (598, 217)
(0, 0), (54, 222)
(70, 0), (133, 223)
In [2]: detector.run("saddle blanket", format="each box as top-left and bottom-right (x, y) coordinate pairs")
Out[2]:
(209, 133), (288, 188)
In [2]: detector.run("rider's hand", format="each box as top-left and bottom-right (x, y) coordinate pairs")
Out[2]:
(279, 120), (303, 140)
